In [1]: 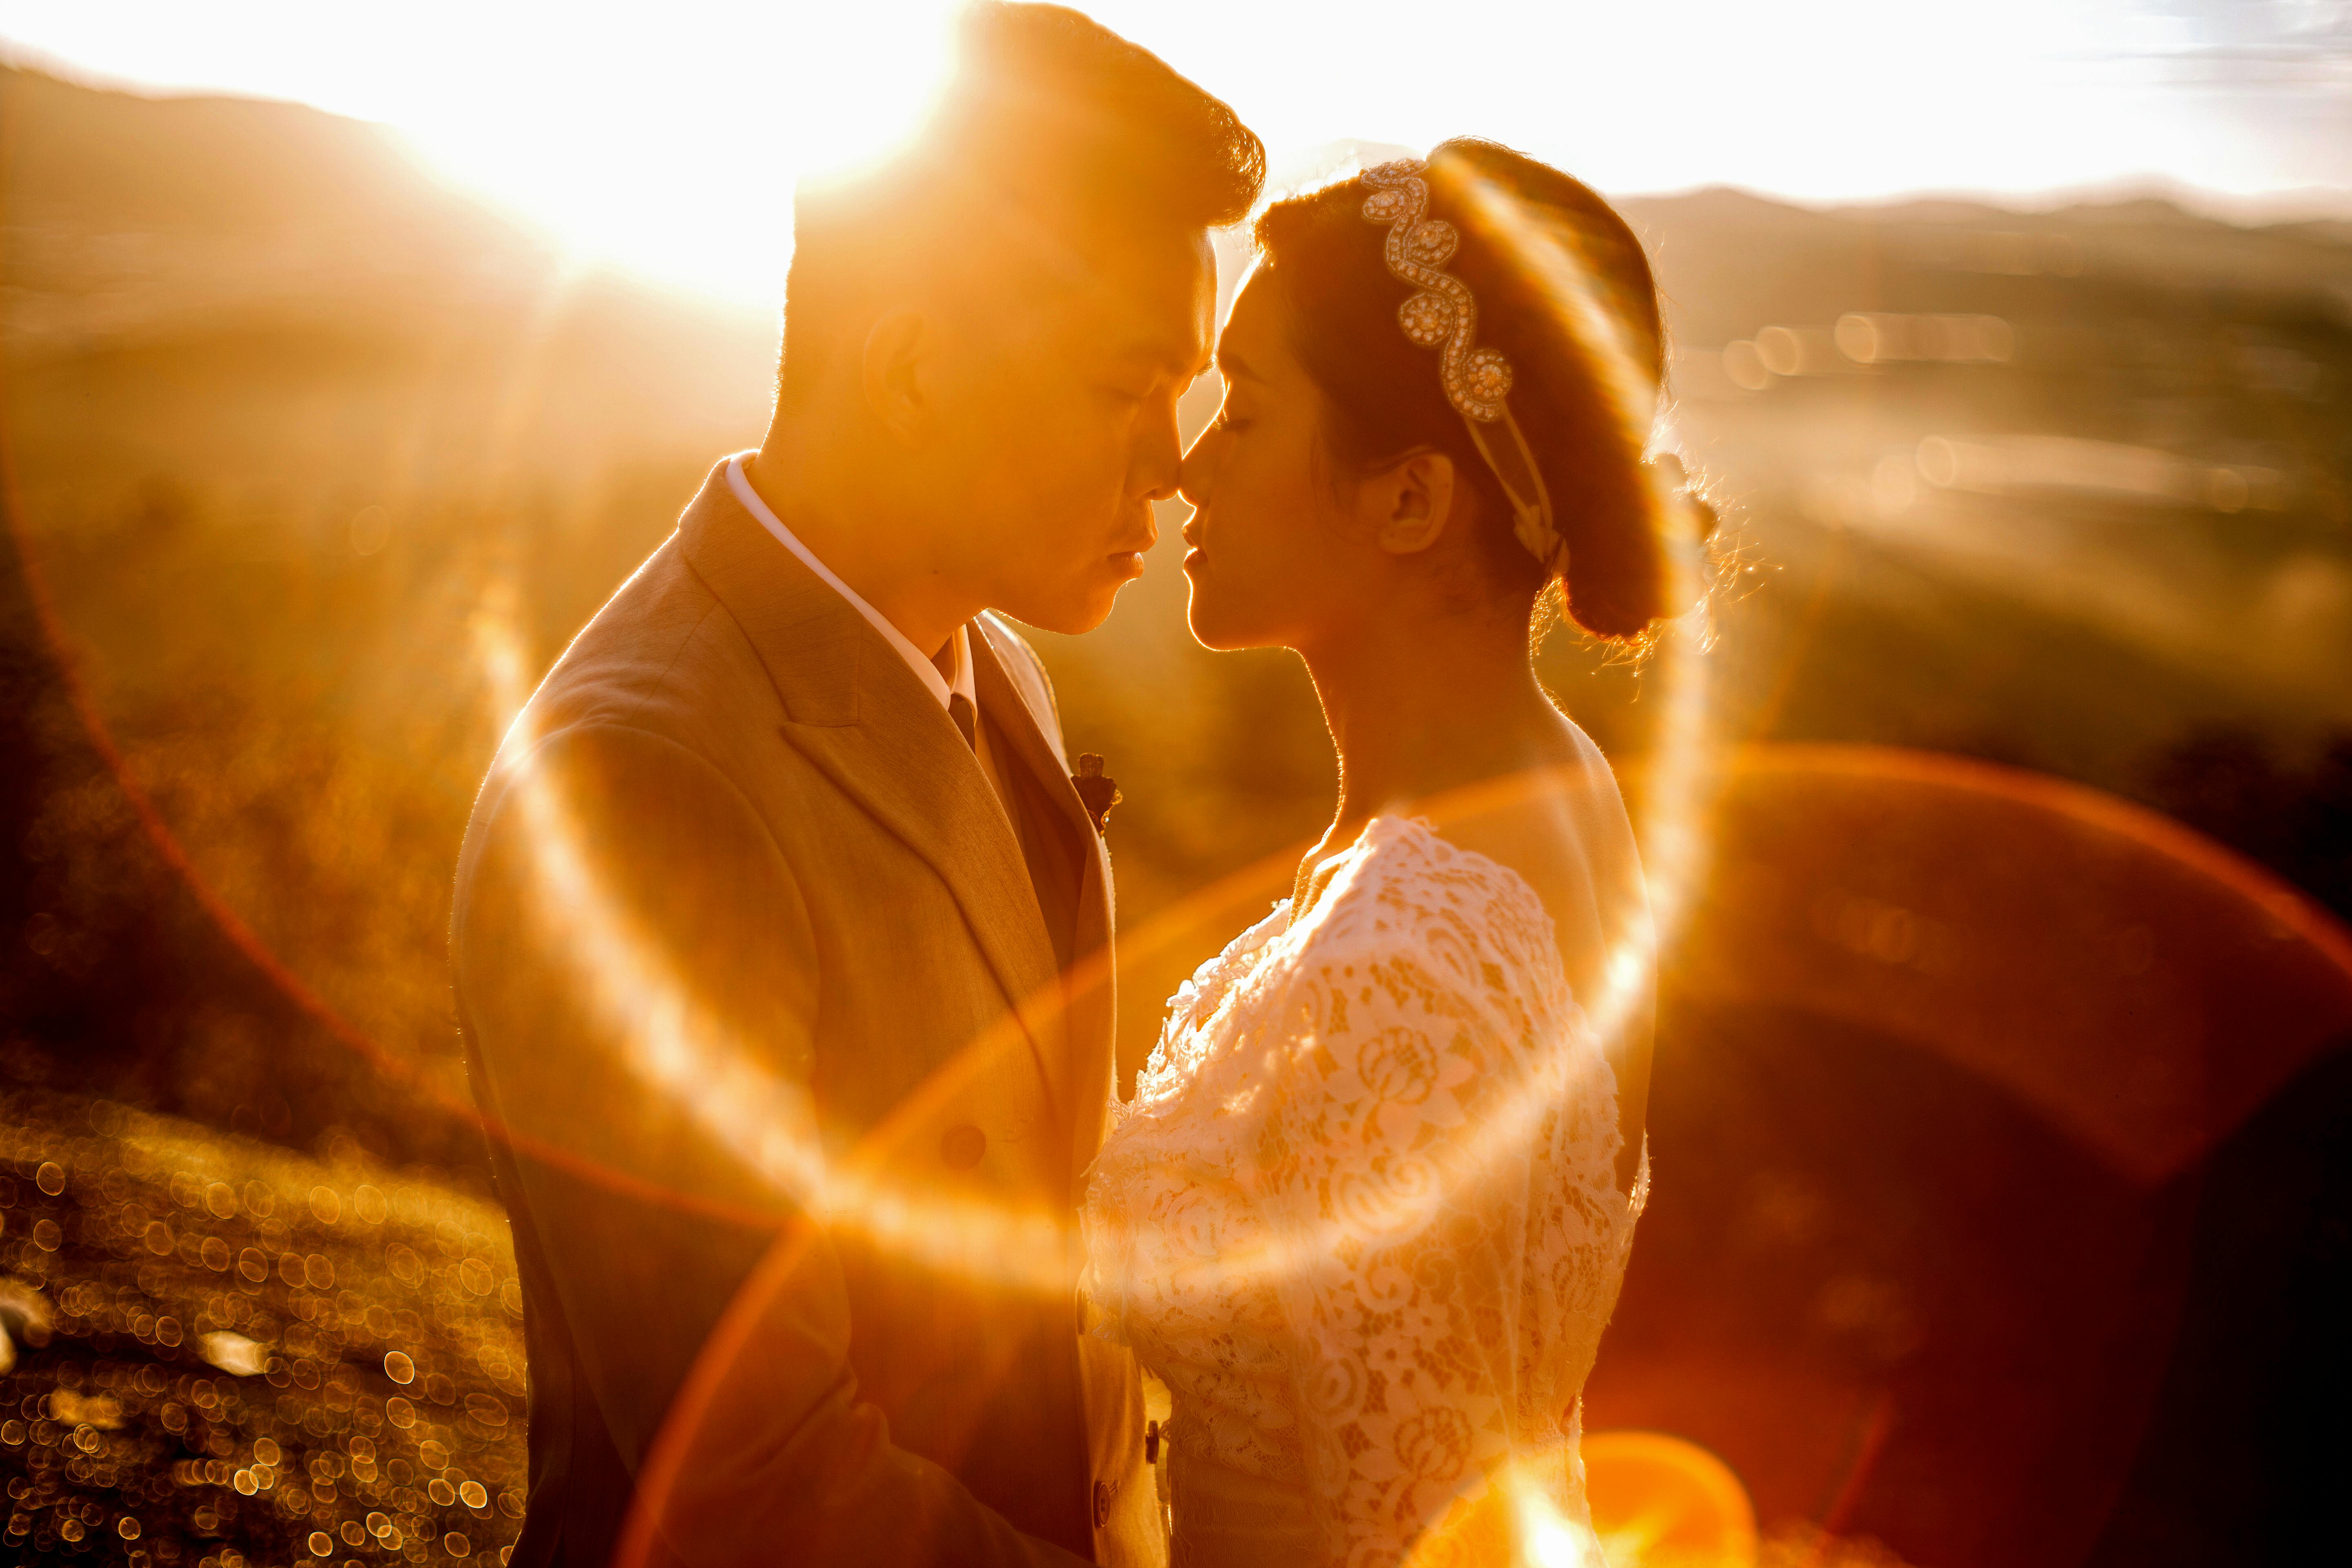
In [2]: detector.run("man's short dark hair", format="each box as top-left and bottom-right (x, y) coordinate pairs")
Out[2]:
(779, 2), (1265, 403)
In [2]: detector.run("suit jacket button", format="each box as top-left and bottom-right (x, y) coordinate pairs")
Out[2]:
(940, 1124), (987, 1171)
(1092, 1478), (1115, 1528)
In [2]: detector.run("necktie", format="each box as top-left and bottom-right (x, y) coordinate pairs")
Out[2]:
(947, 692), (978, 751)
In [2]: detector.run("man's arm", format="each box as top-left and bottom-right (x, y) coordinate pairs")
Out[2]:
(454, 721), (1091, 1567)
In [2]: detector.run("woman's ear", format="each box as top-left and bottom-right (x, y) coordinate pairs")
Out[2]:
(861, 310), (929, 443)
(1367, 450), (1459, 556)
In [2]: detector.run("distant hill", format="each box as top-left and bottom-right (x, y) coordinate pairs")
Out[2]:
(0, 65), (774, 477)
(1620, 184), (2352, 348)
(2, 66), (550, 354)
(1, 64), (514, 238)
(10, 61), (2346, 425)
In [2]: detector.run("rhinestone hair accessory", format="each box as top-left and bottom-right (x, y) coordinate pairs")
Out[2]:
(1361, 158), (1564, 575)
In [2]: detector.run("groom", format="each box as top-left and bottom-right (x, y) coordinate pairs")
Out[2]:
(449, 7), (1261, 1565)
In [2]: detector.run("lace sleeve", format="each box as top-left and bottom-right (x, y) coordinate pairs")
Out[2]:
(1238, 836), (1621, 1568)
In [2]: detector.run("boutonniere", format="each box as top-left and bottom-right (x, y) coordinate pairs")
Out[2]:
(1071, 754), (1122, 836)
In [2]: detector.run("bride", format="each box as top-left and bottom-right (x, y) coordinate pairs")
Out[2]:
(1082, 140), (1706, 1568)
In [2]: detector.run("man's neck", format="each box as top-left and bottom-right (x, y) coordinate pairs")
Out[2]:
(744, 432), (979, 662)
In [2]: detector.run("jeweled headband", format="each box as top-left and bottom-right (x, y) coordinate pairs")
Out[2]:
(1360, 158), (1565, 574)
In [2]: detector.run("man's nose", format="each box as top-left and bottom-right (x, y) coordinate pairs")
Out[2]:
(1137, 403), (1186, 503)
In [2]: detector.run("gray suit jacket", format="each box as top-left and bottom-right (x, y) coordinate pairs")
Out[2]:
(450, 457), (1155, 1566)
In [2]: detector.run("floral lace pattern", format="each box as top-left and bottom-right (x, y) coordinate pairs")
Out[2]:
(1083, 817), (1648, 1568)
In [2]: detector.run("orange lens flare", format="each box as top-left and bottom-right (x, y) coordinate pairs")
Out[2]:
(1583, 1431), (1759, 1568)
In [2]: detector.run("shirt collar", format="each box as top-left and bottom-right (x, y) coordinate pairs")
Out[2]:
(727, 454), (972, 713)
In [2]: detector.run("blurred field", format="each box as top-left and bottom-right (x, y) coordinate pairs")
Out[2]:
(0, 1086), (524, 1565)
(2, 60), (2348, 1568)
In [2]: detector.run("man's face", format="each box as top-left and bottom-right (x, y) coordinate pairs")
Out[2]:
(922, 223), (1215, 635)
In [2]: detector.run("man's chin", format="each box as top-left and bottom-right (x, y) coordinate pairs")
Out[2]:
(991, 579), (1125, 638)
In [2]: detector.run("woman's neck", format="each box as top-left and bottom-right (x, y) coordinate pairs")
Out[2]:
(1294, 604), (1559, 893)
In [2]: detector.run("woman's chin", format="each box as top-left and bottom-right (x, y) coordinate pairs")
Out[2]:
(1183, 599), (1265, 654)
(1183, 586), (1231, 650)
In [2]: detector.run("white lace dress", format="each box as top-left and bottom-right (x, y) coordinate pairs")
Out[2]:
(1082, 817), (1648, 1568)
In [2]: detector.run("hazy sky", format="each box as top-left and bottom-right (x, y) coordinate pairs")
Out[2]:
(6, 0), (2349, 298)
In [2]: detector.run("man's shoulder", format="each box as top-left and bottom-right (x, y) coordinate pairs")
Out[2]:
(463, 537), (777, 840)
(527, 537), (767, 745)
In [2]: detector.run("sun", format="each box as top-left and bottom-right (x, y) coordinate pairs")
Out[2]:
(384, 0), (962, 299)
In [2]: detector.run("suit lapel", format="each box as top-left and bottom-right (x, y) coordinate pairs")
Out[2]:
(970, 622), (1117, 1190)
(676, 464), (1066, 1125)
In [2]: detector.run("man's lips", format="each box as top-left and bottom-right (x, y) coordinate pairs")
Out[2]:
(1107, 521), (1157, 574)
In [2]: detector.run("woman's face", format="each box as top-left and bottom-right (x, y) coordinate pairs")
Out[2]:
(1176, 267), (1371, 653)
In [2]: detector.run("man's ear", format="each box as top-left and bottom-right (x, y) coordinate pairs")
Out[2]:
(1370, 450), (1459, 556)
(861, 310), (929, 443)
